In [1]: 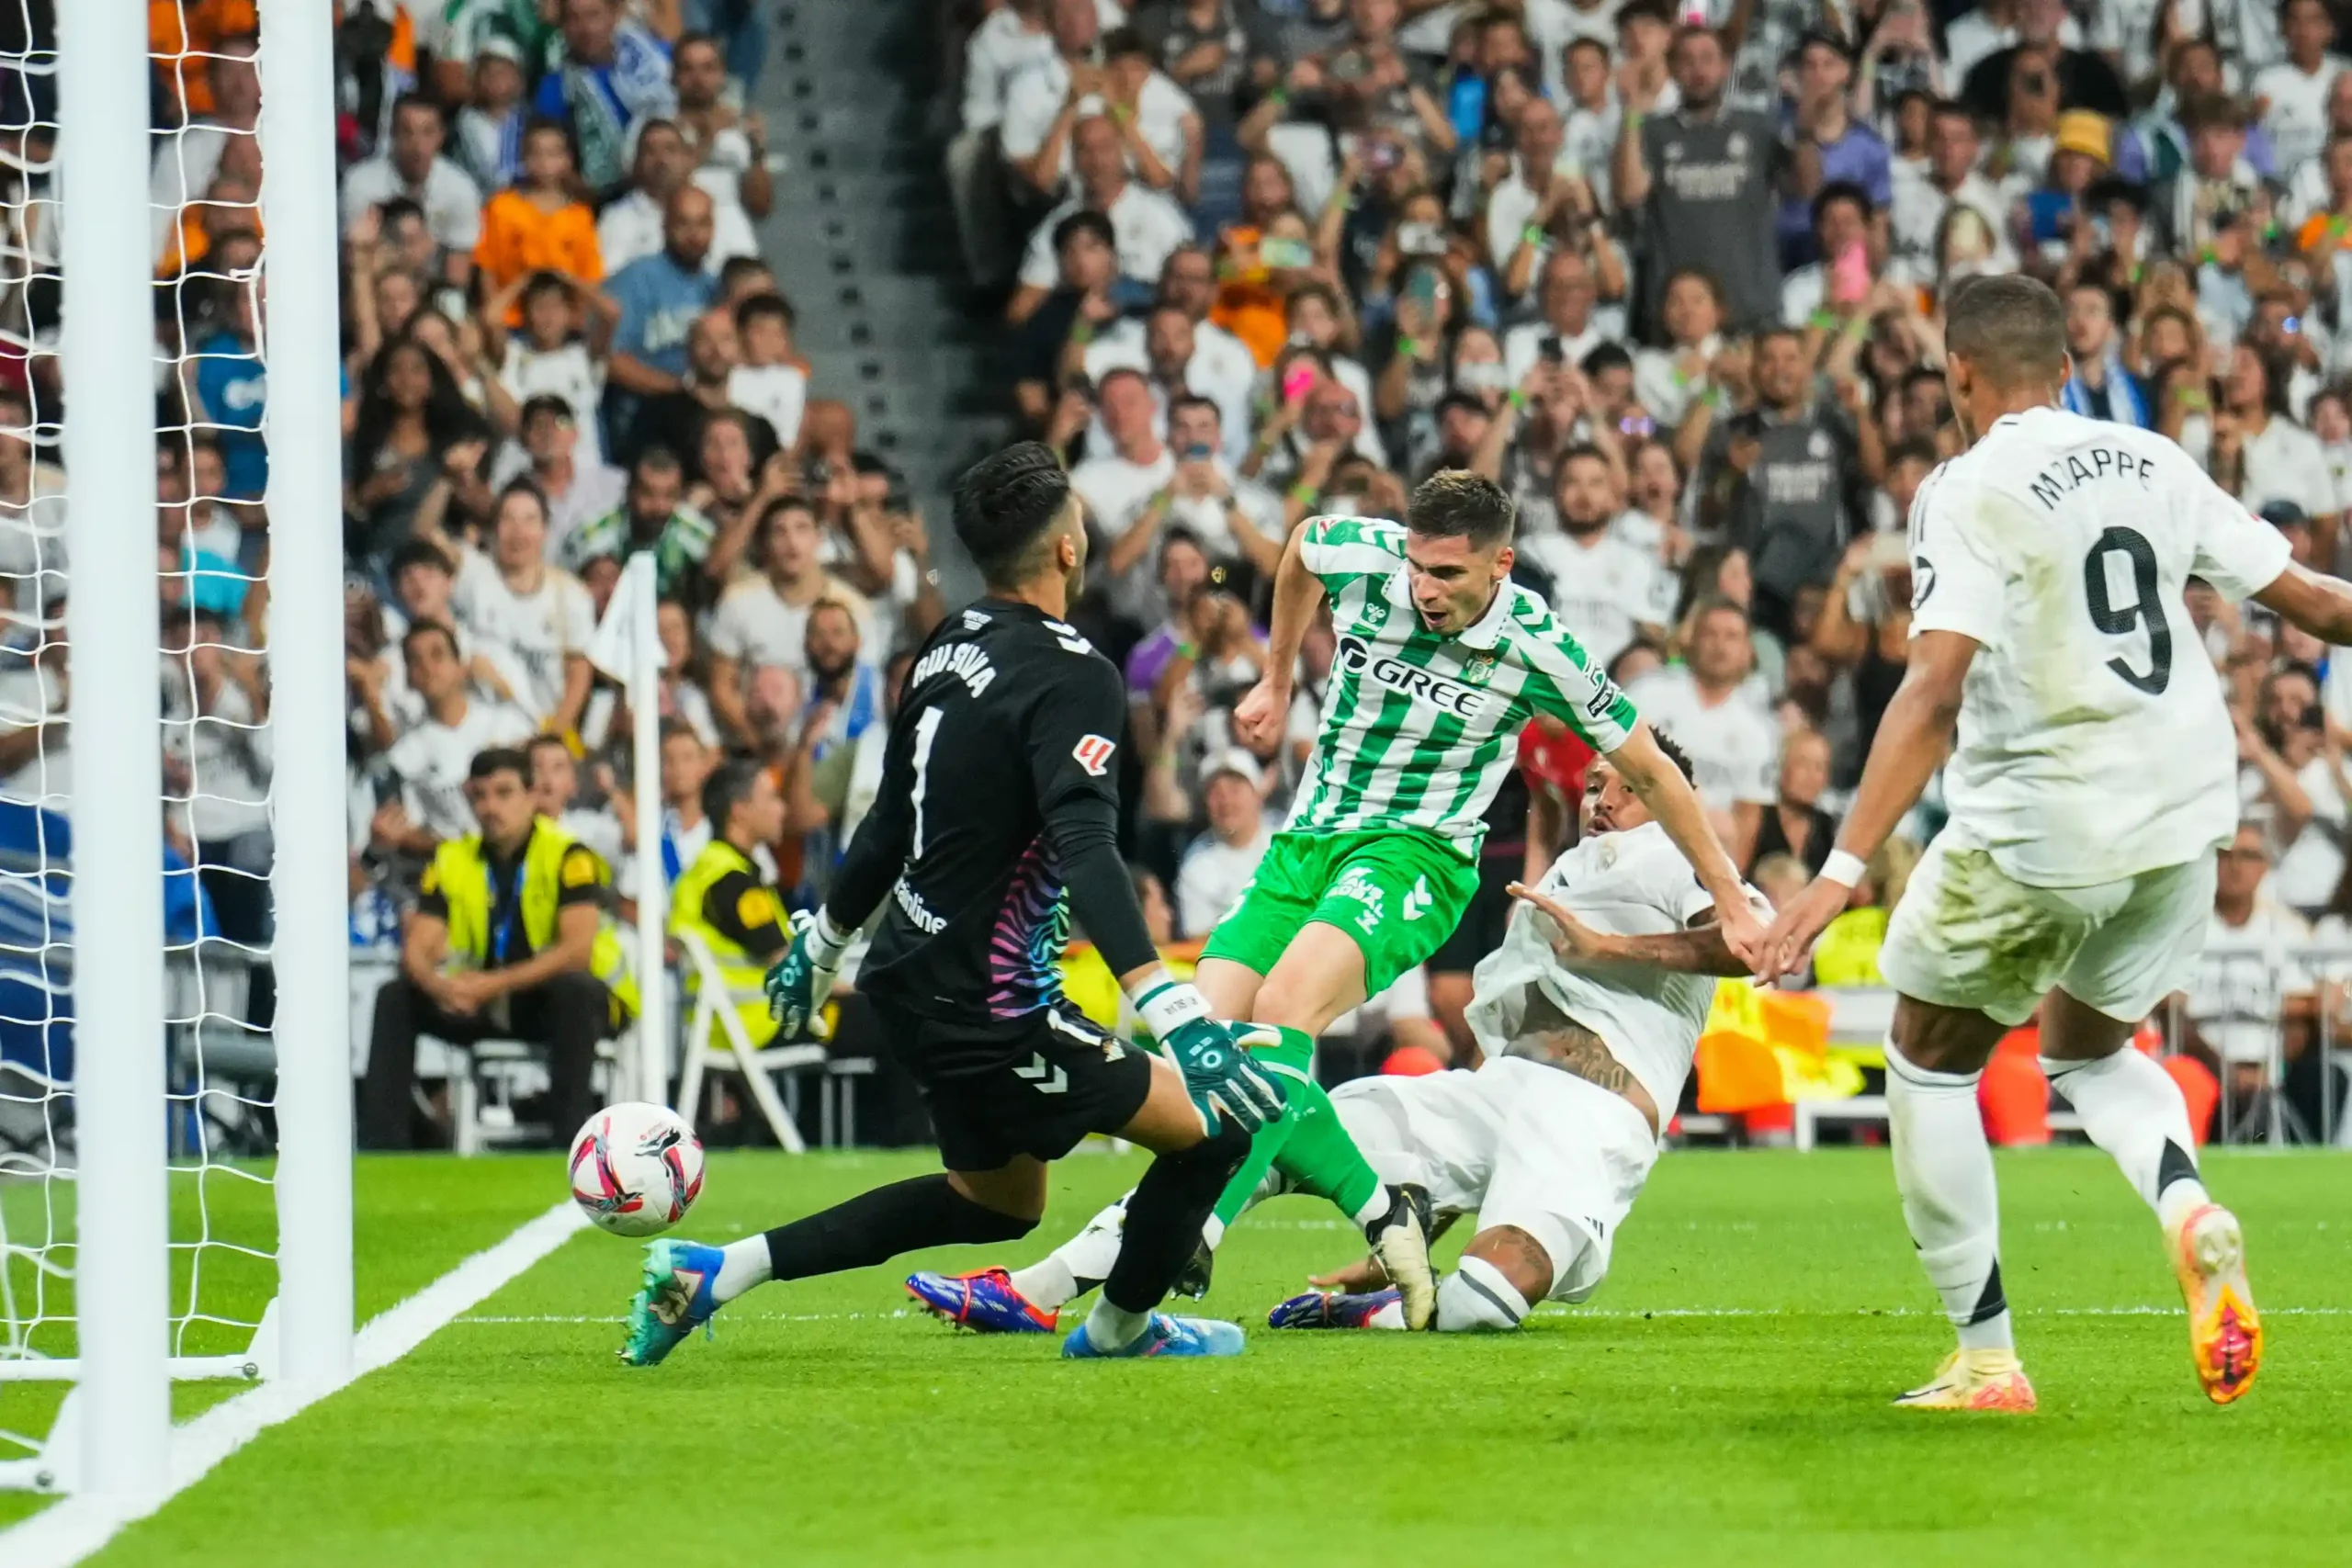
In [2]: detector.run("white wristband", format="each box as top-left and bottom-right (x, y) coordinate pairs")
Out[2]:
(1132, 970), (1210, 1040)
(1820, 849), (1868, 889)
(808, 908), (854, 967)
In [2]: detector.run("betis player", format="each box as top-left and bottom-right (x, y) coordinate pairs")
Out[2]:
(1207, 470), (1764, 1044)
(908, 471), (1763, 1333)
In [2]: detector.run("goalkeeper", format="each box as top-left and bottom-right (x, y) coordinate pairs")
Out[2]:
(621, 445), (1286, 1366)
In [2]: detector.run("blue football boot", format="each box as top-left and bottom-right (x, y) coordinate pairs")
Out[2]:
(618, 1238), (725, 1367)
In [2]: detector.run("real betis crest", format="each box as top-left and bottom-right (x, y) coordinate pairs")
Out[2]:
(1462, 652), (1497, 685)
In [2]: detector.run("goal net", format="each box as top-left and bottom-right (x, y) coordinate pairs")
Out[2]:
(0, 0), (350, 1495)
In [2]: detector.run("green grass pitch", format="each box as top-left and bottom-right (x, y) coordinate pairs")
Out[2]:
(7, 1147), (2350, 1564)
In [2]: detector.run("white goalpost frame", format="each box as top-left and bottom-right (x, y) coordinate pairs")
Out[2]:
(0, 0), (354, 1498)
(256, 0), (355, 1396)
(630, 553), (671, 1108)
(57, 0), (172, 1506)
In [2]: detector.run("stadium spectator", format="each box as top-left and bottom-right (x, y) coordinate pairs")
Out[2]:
(534, 0), (678, 194)
(493, 394), (627, 555)
(471, 120), (604, 303)
(564, 445), (725, 600)
(1614, 25), (1784, 336)
(618, 305), (764, 469)
(447, 482), (596, 735)
(705, 494), (863, 750)
(452, 36), (533, 193)
(1011, 112), (1196, 323)
(726, 292), (807, 449)
(2184, 820), (2320, 1139)
(1625, 599), (1777, 864)
(1688, 327), (1873, 639)
(347, 336), (492, 570)
(373, 621), (536, 856)
(609, 720), (718, 896)
(1516, 445), (1662, 671)
(672, 32), (774, 222)
(1749, 726), (1837, 878)
(341, 95), (485, 287)
(358, 746), (631, 1150)
(150, 33), (260, 260)
(1173, 747), (1272, 939)
(598, 118), (760, 276)
(600, 185), (720, 447)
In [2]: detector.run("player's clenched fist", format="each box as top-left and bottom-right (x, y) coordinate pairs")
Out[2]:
(1230, 673), (1289, 747)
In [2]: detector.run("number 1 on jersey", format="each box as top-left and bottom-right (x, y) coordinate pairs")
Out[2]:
(2083, 525), (2172, 695)
(909, 706), (944, 858)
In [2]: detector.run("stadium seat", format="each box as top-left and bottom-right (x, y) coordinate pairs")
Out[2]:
(674, 927), (826, 1152)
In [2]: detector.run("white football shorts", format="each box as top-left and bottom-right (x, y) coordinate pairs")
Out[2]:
(1879, 825), (2217, 1028)
(1329, 1056), (1658, 1303)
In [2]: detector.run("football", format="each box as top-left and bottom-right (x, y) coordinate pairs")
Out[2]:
(567, 1102), (706, 1237)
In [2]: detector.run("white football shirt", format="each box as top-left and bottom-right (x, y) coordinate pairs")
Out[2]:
(1909, 406), (2294, 887)
(450, 552), (597, 725)
(1464, 819), (1756, 1119)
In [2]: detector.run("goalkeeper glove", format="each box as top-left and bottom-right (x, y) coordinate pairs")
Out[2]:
(1135, 979), (1286, 1134)
(765, 908), (851, 1042)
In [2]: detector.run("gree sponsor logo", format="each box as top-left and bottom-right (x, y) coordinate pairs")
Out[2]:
(1336, 635), (1491, 720)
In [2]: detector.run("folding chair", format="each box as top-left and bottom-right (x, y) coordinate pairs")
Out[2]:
(673, 928), (824, 1152)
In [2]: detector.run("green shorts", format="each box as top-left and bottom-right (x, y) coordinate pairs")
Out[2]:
(1201, 829), (1481, 998)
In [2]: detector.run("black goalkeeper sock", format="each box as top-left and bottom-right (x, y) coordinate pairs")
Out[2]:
(1101, 1122), (1254, 1314)
(762, 1175), (1036, 1283)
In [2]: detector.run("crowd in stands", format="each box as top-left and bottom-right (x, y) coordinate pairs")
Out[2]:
(0, 0), (2347, 1145)
(946, 0), (2352, 1137)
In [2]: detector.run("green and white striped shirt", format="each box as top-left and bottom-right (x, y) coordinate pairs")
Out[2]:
(1287, 514), (1638, 858)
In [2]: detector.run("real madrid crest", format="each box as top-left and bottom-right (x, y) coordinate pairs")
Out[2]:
(1725, 130), (1747, 158)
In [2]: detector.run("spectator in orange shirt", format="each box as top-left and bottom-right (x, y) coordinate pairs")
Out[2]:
(150, 0), (258, 124)
(475, 120), (605, 309)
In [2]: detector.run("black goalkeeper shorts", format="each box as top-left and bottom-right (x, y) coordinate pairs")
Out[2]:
(874, 998), (1155, 1172)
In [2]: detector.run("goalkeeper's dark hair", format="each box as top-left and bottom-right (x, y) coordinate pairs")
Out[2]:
(1646, 728), (1696, 784)
(955, 441), (1074, 588)
(1408, 468), (1515, 548)
(1943, 273), (2066, 387)
(702, 758), (765, 835)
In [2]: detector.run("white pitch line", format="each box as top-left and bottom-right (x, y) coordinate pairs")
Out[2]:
(0, 1201), (587, 1568)
(447, 1303), (2352, 1326)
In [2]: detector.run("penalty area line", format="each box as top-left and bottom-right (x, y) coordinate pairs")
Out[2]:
(0, 1201), (588, 1568)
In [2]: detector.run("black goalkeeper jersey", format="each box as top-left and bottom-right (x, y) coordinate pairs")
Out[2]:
(837, 599), (1146, 1066)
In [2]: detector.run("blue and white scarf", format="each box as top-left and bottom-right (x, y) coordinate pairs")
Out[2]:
(2061, 353), (2149, 429)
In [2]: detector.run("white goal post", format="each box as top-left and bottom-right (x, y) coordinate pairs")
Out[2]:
(0, 0), (352, 1500)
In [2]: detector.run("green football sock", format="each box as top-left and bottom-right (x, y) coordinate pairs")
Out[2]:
(1272, 1076), (1385, 1224)
(1205, 1024), (1317, 1230)
(1207, 1027), (1386, 1228)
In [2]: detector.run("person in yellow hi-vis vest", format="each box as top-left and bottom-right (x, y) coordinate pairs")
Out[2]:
(670, 760), (792, 1047)
(358, 746), (636, 1150)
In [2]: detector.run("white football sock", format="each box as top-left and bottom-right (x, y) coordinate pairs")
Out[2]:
(1081, 1296), (1150, 1349)
(1351, 1185), (1394, 1229)
(2041, 1050), (2211, 1230)
(1009, 1198), (1128, 1311)
(713, 1237), (772, 1304)
(1434, 1256), (1528, 1332)
(1886, 1040), (2012, 1352)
